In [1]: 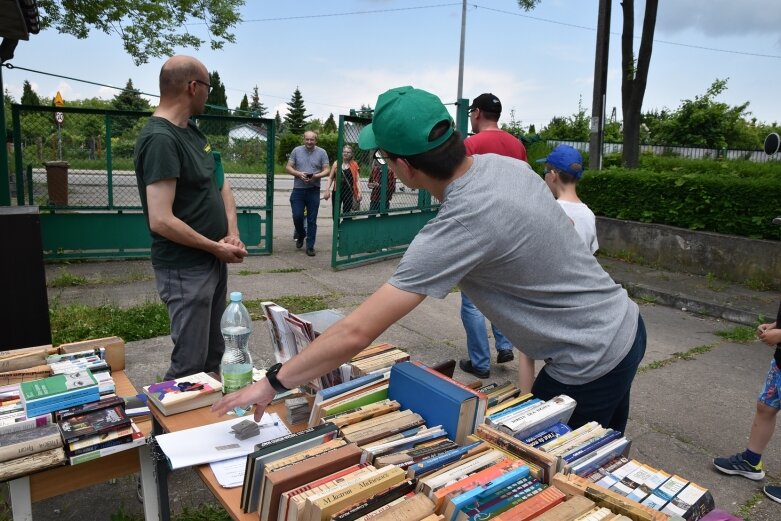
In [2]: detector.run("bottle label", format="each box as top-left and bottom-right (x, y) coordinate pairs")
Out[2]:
(222, 370), (252, 394)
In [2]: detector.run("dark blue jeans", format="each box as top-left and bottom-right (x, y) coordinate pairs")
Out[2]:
(531, 314), (647, 433)
(290, 187), (320, 249)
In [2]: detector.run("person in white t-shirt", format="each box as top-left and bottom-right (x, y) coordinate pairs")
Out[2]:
(538, 145), (599, 253)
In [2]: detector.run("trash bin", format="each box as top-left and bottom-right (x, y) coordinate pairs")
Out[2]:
(43, 160), (69, 206)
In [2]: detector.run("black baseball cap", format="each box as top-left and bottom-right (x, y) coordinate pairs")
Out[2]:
(468, 93), (502, 114)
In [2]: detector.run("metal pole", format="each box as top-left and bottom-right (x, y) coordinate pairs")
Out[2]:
(0, 67), (10, 205)
(456, 0), (467, 101)
(589, 0), (611, 170)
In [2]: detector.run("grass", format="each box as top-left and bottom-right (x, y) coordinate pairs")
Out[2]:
(237, 269), (263, 276)
(735, 491), (764, 521)
(49, 301), (170, 346)
(715, 326), (757, 343)
(107, 502), (231, 521)
(637, 344), (715, 374)
(243, 294), (336, 321)
(236, 267), (304, 276)
(49, 270), (89, 287)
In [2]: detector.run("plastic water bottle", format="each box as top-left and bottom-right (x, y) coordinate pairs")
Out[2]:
(220, 291), (253, 416)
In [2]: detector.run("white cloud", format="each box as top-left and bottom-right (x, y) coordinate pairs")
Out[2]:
(657, 0), (781, 44)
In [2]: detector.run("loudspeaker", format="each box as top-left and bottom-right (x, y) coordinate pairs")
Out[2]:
(764, 132), (780, 156)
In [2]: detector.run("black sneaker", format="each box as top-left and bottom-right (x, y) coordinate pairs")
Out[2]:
(764, 485), (781, 504)
(306, 248), (316, 257)
(296, 237), (304, 249)
(713, 453), (765, 480)
(497, 350), (514, 363)
(459, 359), (489, 379)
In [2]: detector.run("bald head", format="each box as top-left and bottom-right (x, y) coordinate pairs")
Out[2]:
(159, 55), (207, 97)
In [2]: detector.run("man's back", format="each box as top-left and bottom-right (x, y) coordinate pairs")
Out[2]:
(464, 130), (527, 161)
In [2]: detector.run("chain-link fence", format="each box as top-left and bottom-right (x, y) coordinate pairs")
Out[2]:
(10, 105), (274, 210)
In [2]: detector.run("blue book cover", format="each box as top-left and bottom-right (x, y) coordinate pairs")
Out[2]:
(26, 389), (102, 417)
(317, 372), (385, 401)
(463, 479), (543, 519)
(407, 440), (482, 477)
(24, 385), (101, 409)
(487, 398), (542, 423)
(448, 464), (531, 520)
(570, 437), (631, 476)
(388, 362), (477, 444)
(562, 429), (622, 463)
(520, 421), (572, 447)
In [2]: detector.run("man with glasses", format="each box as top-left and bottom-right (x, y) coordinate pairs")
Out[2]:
(458, 93), (528, 384)
(134, 55), (247, 380)
(213, 86), (645, 436)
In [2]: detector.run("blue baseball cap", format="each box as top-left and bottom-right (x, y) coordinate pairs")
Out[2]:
(536, 145), (584, 179)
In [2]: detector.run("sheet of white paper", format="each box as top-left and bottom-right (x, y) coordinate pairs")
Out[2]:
(155, 412), (290, 470)
(210, 456), (247, 488)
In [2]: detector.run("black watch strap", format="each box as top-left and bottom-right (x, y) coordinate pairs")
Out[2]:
(265, 363), (289, 393)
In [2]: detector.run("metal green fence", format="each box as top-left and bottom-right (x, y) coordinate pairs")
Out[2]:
(330, 115), (442, 269)
(10, 104), (274, 260)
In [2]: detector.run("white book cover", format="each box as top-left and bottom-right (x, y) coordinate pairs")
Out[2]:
(422, 449), (506, 491)
(569, 437), (629, 474)
(498, 394), (576, 438)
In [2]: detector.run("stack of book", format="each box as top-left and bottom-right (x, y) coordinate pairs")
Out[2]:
(20, 369), (101, 417)
(142, 371), (223, 416)
(55, 395), (145, 465)
(48, 348), (117, 397)
(348, 343), (409, 377)
(486, 394), (577, 440)
(0, 383), (26, 426)
(308, 372), (390, 427)
(0, 415), (65, 481)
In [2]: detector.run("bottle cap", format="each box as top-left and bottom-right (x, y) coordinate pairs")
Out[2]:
(230, 291), (243, 302)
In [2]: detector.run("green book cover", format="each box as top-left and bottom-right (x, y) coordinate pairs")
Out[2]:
(321, 387), (389, 417)
(20, 370), (98, 402)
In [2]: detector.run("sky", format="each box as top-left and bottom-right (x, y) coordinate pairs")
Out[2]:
(5, 0), (781, 132)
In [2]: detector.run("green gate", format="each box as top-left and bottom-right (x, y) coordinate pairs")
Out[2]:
(10, 104), (275, 260)
(330, 100), (469, 270)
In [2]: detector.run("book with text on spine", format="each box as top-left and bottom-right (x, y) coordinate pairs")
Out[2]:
(142, 371), (222, 416)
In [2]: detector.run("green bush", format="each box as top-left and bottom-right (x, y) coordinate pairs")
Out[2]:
(579, 168), (781, 240)
(277, 132), (303, 164)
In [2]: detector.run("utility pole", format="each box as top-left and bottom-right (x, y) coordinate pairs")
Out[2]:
(457, 0), (467, 101)
(589, 0), (611, 170)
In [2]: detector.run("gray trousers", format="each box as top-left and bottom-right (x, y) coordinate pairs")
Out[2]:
(154, 257), (227, 380)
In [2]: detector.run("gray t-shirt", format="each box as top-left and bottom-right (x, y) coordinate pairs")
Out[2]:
(389, 154), (639, 385)
(288, 145), (329, 189)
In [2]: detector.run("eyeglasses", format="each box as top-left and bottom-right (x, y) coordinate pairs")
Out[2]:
(468, 108), (477, 114)
(374, 149), (389, 165)
(191, 79), (212, 93)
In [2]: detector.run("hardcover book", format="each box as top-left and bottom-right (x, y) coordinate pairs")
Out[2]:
(388, 362), (479, 444)
(281, 464), (373, 521)
(54, 395), (125, 423)
(476, 424), (559, 484)
(142, 371), (222, 416)
(68, 422), (145, 465)
(330, 480), (418, 521)
(530, 495), (596, 521)
(0, 446), (67, 481)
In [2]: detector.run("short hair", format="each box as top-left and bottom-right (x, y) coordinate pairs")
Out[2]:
(159, 60), (202, 97)
(479, 110), (500, 123)
(548, 165), (579, 185)
(386, 121), (466, 180)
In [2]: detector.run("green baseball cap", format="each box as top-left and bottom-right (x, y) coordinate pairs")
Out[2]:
(358, 86), (454, 156)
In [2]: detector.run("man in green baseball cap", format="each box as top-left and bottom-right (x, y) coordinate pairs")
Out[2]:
(214, 86), (646, 438)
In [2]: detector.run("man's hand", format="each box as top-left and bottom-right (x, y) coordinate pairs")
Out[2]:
(222, 234), (246, 251)
(758, 326), (781, 347)
(212, 379), (275, 422)
(323, 191), (331, 201)
(213, 240), (247, 263)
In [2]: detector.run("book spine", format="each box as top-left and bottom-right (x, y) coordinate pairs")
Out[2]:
(68, 433), (145, 465)
(24, 385), (100, 409)
(25, 391), (103, 417)
(61, 417), (132, 443)
(67, 432), (134, 456)
(563, 431), (622, 463)
(0, 432), (63, 462)
(407, 441), (482, 477)
(0, 414), (51, 436)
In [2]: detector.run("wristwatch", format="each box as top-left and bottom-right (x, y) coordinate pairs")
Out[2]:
(265, 363), (289, 393)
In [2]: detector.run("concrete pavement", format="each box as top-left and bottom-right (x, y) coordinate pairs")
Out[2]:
(26, 198), (781, 520)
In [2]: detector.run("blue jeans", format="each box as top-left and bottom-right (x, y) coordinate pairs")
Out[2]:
(290, 187), (320, 249)
(531, 314), (647, 434)
(461, 292), (513, 372)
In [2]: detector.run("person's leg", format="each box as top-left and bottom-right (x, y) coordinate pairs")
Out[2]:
(290, 189), (306, 245)
(517, 353), (535, 394)
(715, 359), (781, 480)
(154, 261), (222, 380)
(531, 314), (646, 432)
(492, 324), (513, 352)
(204, 260), (228, 375)
(305, 188), (319, 250)
(460, 292), (490, 373)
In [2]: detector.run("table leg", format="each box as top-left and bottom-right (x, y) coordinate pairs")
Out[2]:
(9, 476), (33, 521)
(138, 444), (160, 520)
(152, 416), (171, 521)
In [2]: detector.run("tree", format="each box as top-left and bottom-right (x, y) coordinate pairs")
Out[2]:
(249, 86), (268, 117)
(21, 81), (41, 106)
(517, 0), (658, 168)
(203, 71), (229, 135)
(236, 94), (249, 115)
(111, 79), (150, 135)
(540, 97), (590, 141)
(323, 113), (337, 134)
(275, 110), (283, 134)
(354, 104), (373, 119)
(4, 90), (13, 142)
(620, 0), (659, 167)
(36, 0), (244, 65)
(284, 87), (308, 135)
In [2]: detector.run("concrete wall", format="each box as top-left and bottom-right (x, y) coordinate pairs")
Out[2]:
(596, 217), (781, 288)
